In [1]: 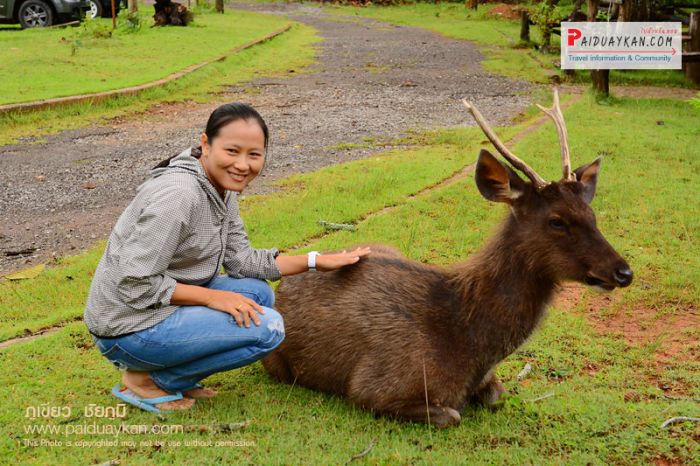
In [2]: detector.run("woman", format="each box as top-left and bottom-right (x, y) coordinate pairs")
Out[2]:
(85, 103), (370, 413)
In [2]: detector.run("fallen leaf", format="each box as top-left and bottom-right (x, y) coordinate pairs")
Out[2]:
(5, 263), (45, 280)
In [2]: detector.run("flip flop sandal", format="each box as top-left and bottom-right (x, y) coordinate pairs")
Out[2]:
(111, 384), (186, 414)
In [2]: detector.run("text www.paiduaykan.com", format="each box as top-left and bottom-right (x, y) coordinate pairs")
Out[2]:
(24, 422), (184, 437)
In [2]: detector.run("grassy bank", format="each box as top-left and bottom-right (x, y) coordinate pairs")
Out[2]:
(1, 94), (698, 464)
(0, 17), (320, 146)
(0, 10), (289, 105)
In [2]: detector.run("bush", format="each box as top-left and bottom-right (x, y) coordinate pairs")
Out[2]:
(117, 9), (142, 33)
(75, 16), (113, 39)
(529, 0), (562, 53)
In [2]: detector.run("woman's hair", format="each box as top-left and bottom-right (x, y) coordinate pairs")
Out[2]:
(153, 102), (269, 169)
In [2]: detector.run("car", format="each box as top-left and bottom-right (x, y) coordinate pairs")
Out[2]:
(0, 0), (90, 28)
(85, 0), (121, 20)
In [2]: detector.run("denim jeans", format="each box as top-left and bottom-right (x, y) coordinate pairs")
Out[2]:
(91, 276), (285, 393)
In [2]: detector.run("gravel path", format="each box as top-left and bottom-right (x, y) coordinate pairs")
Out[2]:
(0, 2), (531, 275)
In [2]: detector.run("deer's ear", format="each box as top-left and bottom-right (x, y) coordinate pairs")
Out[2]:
(573, 157), (601, 204)
(475, 149), (526, 204)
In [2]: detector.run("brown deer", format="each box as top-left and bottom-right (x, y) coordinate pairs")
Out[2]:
(262, 89), (633, 428)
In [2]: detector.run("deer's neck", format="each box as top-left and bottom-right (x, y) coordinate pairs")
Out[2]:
(449, 214), (557, 360)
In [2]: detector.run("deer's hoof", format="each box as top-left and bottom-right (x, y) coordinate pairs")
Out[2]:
(431, 407), (461, 428)
(484, 379), (508, 409)
(471, 377), (508, 409)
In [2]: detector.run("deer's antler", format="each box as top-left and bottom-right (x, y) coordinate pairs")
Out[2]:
(535, 88), (576, 182)
(461, 99), (548, 190)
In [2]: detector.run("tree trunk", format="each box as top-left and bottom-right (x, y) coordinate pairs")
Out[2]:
(569, 0), (584, 20)
(619, 0), (631, 21)
(542, 29), (552, 52)
(520, 10), (530, 42)
(619, 0), (655, 22)
(609, 3), (619, 21)
(586, 0), (597, 21)
(215, 0), (223, 13)
(587, 0), (610, 97)
(591, 69), (610, 95)
(687, 12), (700, 85)
(466, 0), (477, 10)
(128, 0), (137, 13)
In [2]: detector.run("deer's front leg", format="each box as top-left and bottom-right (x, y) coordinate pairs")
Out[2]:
(470, 369), (507, 408)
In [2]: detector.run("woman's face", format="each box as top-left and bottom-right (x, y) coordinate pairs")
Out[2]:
(199, 118), (266, 194)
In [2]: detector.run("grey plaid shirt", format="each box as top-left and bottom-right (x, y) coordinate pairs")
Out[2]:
(84, 148), (281, 337)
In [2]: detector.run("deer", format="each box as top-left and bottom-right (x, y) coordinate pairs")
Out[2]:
(262, 89), (633, 428)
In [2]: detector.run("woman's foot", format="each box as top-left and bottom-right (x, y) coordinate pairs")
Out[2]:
(122, 371), (195, 411)
(183, 387), (218, 399)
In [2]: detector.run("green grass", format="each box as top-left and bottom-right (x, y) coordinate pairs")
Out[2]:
(1, 95), (699, 463)
(0, 10), (291, 105)
(322, 2), (698, 88)
(570, 68), (697, 89)
(0, 21), (320, 146)
(0, 123), (522, 341)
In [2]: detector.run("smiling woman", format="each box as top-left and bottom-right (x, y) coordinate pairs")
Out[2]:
(198, 106), (268, 195)
(84, 103), (372, 414)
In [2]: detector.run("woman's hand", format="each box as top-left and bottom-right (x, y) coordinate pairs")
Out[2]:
(315, 247), (372, 272)
(274, 247), (372, 276)
(205, 289), (265, 328)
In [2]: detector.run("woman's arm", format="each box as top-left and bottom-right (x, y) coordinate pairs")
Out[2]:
(114, 185), (196, 310)
(223, 196), (372, 280)
(275, 247), (372, 276)
(222, 195), (282, 281)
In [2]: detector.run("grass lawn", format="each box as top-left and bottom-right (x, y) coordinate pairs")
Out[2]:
(322, 2), (699, 89)
(0, 20), (320, 146)
(0, 10), (292, 105)
(1, 93), (698, 464)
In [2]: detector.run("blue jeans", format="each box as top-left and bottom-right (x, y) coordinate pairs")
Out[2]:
(91, 276), (285, 393)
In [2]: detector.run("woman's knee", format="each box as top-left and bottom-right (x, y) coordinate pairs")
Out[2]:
(210, 276), (275, 308)
(257, 307), (285, 351)
(253, 281), (275, 308)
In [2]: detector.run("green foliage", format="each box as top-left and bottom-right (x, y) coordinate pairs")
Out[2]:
(73, 16), (113, 40)
(116, 9), (143, 33)
(528, 0), (563, 51)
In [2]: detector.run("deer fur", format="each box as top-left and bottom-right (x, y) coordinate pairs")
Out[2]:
(263, 147), (633, 428)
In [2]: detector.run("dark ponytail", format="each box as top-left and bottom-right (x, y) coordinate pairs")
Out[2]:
(153, 102), (270, 169)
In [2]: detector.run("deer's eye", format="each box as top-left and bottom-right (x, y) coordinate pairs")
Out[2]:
(548, 218), (567, 231)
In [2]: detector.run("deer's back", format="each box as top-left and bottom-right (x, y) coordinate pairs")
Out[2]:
(271, 245), (470, 400)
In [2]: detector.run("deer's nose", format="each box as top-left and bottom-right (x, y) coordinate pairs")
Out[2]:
(613, 267), (633, 287)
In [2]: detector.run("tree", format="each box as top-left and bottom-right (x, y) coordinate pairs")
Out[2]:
(619, 0), (655, 21)
(587, 0), (609, 97)
(216, 0), (223, 13)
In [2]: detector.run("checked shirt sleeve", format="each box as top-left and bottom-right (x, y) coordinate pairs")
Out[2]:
(115, 185), (195, 310)
(223, 195), (281, 281)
